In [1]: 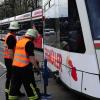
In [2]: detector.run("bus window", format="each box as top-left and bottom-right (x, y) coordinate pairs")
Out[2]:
(32, 19), (43, 36)
(22, 21), (31, 30)
(17, 21), (31, 35)
(60, 0), (86, 53)
(44, 18), (59, 47)
(85, 0), (100, 40)
(44, 0), (86, 53)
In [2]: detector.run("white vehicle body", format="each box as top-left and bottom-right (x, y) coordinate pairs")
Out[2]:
(43, 0), (100, 99)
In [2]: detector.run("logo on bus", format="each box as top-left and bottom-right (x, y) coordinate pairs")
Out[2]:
(45, 48), (62, 70)
(66, 56), (78, 81)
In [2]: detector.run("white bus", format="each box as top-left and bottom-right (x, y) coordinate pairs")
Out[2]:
(43, 0), (100, 99)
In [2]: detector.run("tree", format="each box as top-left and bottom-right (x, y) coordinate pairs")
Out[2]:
(0, 0), (42, 19)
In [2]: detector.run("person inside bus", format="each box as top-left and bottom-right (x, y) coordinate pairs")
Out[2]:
(32, 24), (42, 49)
(8, 29), (41, 100)
(61, 41), (70, 51)
(4, 21), (25, 100)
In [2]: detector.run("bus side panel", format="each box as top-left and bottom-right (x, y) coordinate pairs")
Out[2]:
(47, 62), (58, 72)
(60, 65), (71, 88)
(82, 73), (100, 98)
(70, 71), (82, 92)
(44, 45), (62, 72)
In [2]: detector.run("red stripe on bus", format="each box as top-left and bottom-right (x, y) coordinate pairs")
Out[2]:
(94, 43), (100, 49)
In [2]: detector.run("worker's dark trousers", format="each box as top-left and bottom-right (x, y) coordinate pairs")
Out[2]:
(4, 59), (13, 100)
(9, 67), (40, 100)
(4, 60), (22, 100)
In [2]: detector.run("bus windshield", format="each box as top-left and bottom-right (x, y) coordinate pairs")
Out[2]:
(85, 0), (100, 40)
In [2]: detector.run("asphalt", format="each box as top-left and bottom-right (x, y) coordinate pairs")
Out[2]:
(0, 68), (92, 100)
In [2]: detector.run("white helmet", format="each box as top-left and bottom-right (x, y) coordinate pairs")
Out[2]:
(25, 29), (38, 38)
(9, 21), (19, 30)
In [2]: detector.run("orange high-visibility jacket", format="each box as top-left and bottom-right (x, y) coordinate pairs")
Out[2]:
(12, 38), (31, 67)
(4, 32), (16, 59)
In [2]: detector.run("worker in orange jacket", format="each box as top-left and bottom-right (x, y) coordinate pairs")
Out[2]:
(4, 21), (25, 100)
(9, 29), (41, 100)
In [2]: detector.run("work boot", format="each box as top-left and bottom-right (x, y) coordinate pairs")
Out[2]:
(35, 88), (41, 99)
(17, 91), (25, 97)
(5, 89), (9, 100)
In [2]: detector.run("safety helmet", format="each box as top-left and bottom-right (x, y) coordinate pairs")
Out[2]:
(9, 21), (19, 30)
(25, 29), (38, 38)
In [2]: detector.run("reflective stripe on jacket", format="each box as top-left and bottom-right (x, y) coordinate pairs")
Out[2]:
(4, 33), (16, 59)
(12, 38), (30, 67)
